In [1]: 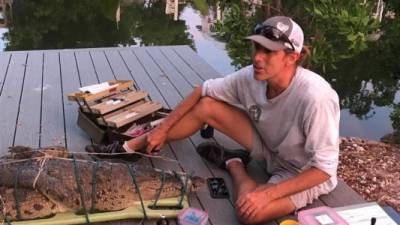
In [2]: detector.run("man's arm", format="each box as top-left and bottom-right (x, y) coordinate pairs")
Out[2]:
(145, 86), (203, 152)
(259, 167), (330, 199)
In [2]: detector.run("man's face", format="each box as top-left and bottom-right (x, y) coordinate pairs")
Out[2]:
(252, 42), (287, 81)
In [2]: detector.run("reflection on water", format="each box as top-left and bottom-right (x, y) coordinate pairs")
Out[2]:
(0, 0), (399, 140)
(2, 0), (192, 50)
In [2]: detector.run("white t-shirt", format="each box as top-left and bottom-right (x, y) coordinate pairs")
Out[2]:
(202, 65), (340, 189)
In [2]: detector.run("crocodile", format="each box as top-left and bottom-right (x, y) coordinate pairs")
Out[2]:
(0, 146), (204, 221)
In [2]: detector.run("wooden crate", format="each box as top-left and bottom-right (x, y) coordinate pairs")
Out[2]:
(69, 80), (169, 143)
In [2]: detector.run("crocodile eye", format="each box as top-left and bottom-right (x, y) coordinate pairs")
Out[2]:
(33, 204), (44, 211)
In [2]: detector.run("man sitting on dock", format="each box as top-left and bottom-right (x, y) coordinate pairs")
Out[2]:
(86, 16), (340, 224)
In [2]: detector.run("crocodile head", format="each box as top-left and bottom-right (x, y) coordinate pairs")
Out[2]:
(189, 176), (206, 192)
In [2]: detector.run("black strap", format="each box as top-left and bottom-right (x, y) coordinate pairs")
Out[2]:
(90, 160), (99, 213)
(13, 167), (21, 220)
(72, 155), (90, 224)
(152, 170), (165, 207)
(126, 164), (148, 220)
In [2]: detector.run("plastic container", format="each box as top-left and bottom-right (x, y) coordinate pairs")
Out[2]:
(178, 207), (208, 225)
(298, 206), (348, 225)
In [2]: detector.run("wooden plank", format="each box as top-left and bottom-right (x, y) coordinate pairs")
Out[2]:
(172, 46), (220, 80)
(75, 51), (99, 86)
(41, 51), (66, 147)
(0, 52), (27, 155)
(103, 101), (162, 128)
(319, 180), (365, 207)
(104, 49), (137, 83)
(60, 51), (91, 151)
(133, 47), (240, 225)
(90, 90), (148, 115)
(118, 49), (165, 104)
(90, 50), (116, 82)
(97, 99), (146, 125)
(159, 46), (203, 87)
(14, 51), (43, 147)
(146, 47), (194, 95)
(133, 48), (180, 107)
(68, 80), (134, 102)
(0, 52), (11, 97)
(277, 200), (325, 224)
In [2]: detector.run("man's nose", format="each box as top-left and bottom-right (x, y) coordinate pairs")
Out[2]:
(253, 50), (265, 62)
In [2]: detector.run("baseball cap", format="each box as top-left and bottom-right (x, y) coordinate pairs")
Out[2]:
(246, 16), (304, 53)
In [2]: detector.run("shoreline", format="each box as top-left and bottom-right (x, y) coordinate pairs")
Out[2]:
(338, 137), (400, 212)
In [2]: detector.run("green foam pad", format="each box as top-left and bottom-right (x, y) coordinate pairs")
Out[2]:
(6, 196), (188, 225)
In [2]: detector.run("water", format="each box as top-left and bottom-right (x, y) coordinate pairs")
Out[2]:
(0, 0), (398, 140)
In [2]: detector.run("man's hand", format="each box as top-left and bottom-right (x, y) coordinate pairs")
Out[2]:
(235, 185), (278, 221)
(145, 126), (168, 154)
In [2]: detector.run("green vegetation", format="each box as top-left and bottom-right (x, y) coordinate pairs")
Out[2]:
(3, 0), (192, 50)
(212, 0), (400, 126)
(391, 105), (400, 131)
(213, 0), (380, 71)
(191, 0), (209, 15)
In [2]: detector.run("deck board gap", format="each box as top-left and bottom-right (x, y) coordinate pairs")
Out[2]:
(59, 52), (69, 148)
(38, 52), (45, 147)
(130, 49), (170, 106)
(88, 51), (101, 84)
(103, 50), (118, 80)
(0, 53), (12, 97)
(11, 53), (29, 147)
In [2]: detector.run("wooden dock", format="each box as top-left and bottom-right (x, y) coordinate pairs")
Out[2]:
(0, 46), (365, 225)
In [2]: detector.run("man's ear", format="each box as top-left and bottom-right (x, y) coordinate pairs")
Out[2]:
(286, 52), (300, 66)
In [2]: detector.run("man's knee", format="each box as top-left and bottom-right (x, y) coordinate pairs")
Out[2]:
(194, 96), (222, 117)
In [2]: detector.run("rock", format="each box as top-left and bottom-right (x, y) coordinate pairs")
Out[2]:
(338, 136), (400, 213)
(356, 146), (365, 151)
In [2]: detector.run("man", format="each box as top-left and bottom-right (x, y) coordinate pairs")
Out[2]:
(87, 16), (340, 224)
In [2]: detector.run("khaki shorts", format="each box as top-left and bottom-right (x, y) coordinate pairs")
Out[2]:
(250, 127), (333, 209)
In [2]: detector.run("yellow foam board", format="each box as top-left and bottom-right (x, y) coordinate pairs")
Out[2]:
(6, 196), (188, 225)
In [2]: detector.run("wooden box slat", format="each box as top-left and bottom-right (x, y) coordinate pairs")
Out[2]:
(89, 90), (148, 115)
(68, 80), (134, 102)
(99, 101), (163, 128)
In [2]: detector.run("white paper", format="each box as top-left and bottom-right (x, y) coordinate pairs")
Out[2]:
(315, 214), (334, 225)
(79, 82), (118, 94)
(336, 204), (397, 225)
(79, 82), (110, 94)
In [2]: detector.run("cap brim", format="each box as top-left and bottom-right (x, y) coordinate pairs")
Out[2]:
(245, 35), (287, 51)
